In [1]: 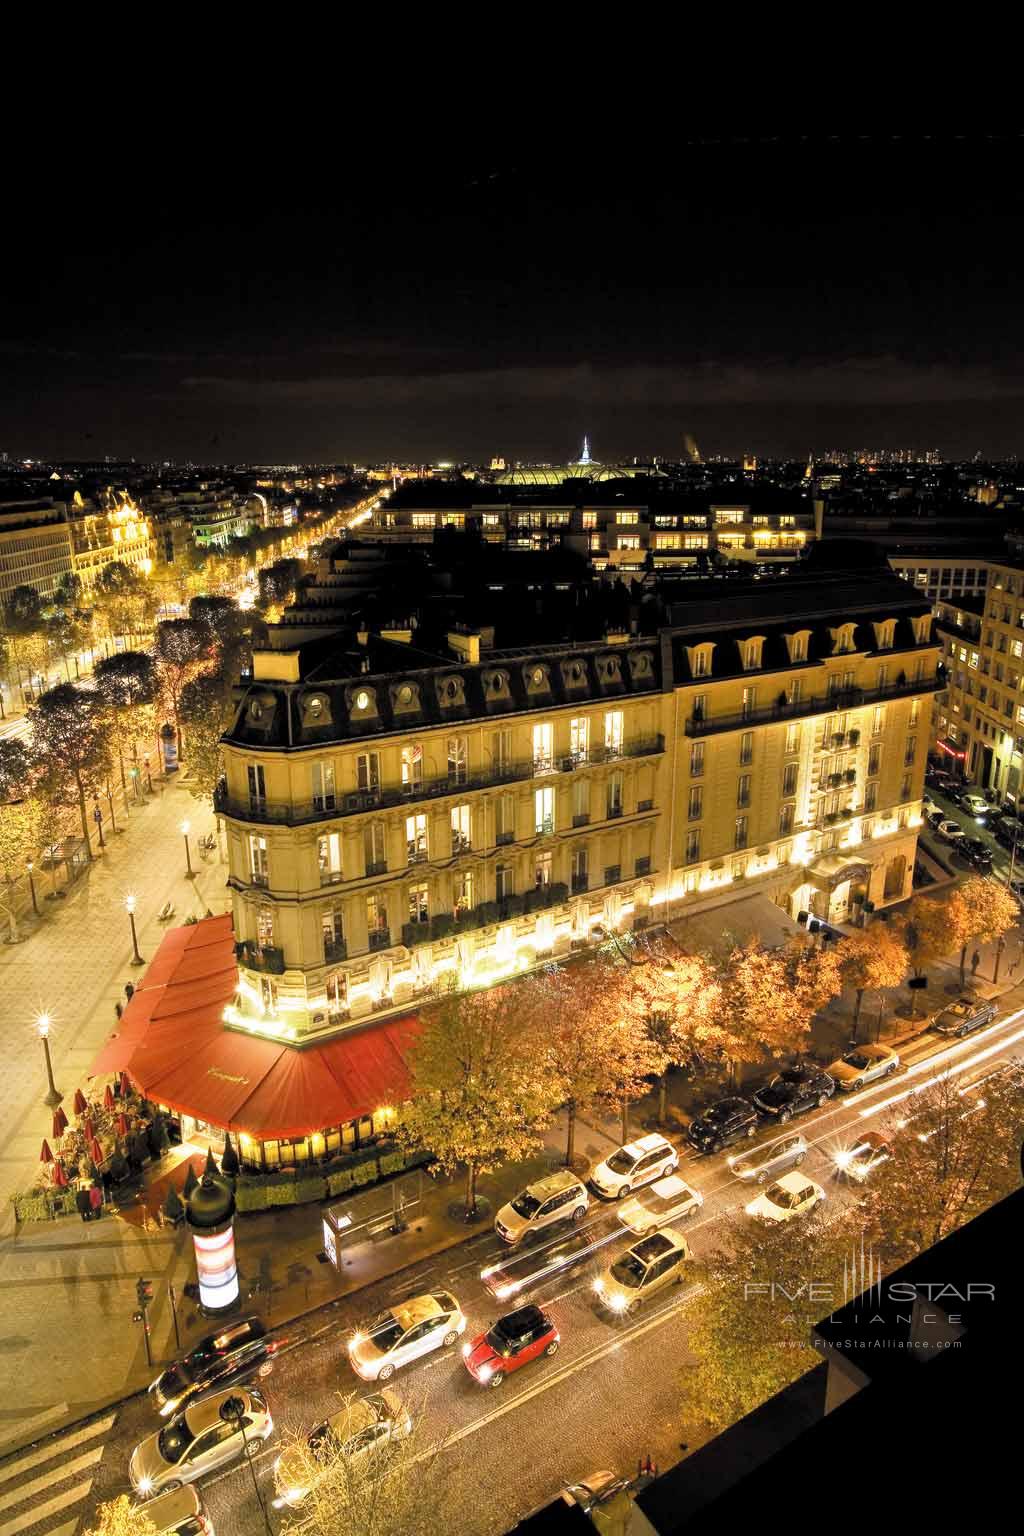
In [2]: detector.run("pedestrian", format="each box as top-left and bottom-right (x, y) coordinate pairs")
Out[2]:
(124, 982), (135, 1002)
(75, 1184), (91, 1223)
(114, 1001), (123, 1021)
(89, 1182), (103, 1221)
(101, 1167), (113, 1201)
(971, 949), (981, 978)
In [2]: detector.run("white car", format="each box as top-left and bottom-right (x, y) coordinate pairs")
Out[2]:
(922, 797), (942, 821)
(494, 1169), (589, 1245)
(745, 1171), (826, 1224)
(936, 819), (965, 844)
(826, 1043), (900, 1092)
(273, 1391), (411, 1509)
(348, 1292), (465, 1382)
(960, 793), (990, 818)
(129, 1388), (273, 1498)
(617, 1173), (704, 1235)
(590, 1133), (678, 1199)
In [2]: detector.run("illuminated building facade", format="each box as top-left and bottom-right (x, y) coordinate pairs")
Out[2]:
(67, 492), (154, 591)
(215, 570), (937, 1043)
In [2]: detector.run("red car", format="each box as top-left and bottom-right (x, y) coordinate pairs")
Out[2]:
(461, 1304), (559, 1388)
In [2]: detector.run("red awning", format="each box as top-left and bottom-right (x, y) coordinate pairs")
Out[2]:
(89, 915), (418, 1139)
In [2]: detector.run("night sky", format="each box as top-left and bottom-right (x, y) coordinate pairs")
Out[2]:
(4, 133), (1024, 464)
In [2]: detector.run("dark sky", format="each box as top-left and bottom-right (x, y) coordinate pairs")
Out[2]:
(4, 132), (1024, 463)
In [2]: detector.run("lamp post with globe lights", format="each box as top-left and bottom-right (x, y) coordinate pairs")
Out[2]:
(36, 1014), (63, 1107)
(181, 820), (195, 880)
(125, 893), (144, 966)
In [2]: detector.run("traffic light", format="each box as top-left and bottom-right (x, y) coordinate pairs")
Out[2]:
(136, 1277), (154, 1306)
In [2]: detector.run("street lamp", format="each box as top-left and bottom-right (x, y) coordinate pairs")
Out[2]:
(221, 1395), (272, 1536)
(93, 798), (105, 850)
(25, 860), (39, 917)
(143, 753), (153, 793)
(35, 1013), (63, 1108)
(125, 893), (145, 966)
(181, 820), (195, 879)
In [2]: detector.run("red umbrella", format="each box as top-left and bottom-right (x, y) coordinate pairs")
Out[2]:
(119, 1072), (131, 1097)
(73, 1088), (88, 1115)
(52, 1162), (69, 1188)
(88, 1137), (104, 1166)
(40, 1139), (54, 1164)
(82, 1117), (95, 1142)
(52, 1107), (68, 1138)
(103, 1084), (115, 1111)
(116, 1113), (130, 1138)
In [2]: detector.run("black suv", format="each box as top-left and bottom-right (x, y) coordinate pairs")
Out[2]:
(753, 1065), (836, 1122)
(995, 817), (1023, 851)
(686, 1097), (759, 1153)
(961, 837), (993, 873)
(148, 1317), (279, 1416)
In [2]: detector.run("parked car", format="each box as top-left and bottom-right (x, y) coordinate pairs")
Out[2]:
(833, 1131), (893, 1183)
(925, 807), (946, 830)
(936, 819), (966, 845)
(930, 995), (997, 1038)
(347, 1292), (466, 1382)
(826, 1043), (900, 1092)
(752, 1064), (836, 1122)
(481, 1223), (620, 1302)
(995, 816), (1023, 850)
(462, 1303), (559, 1388)
(686, 1096), (759, 1153)
(1008, 876), (1024, 905)
(617, 1174), (704, 1235)
(494, 1170), (589, 1245)
(590, 1133), (678, 1200)
(130, 1389), (273, 1498)
(958, 792), (990, 819)
(272, 1391), (410, 1509)
(727, 1131), (808, 1185)
(745, 1171), (826, 1223)
(922, 797), (942, 821)
(149, 1319), (279, 1419)
(961, 837), (993, 872)
(593, 1228), (689, 1317)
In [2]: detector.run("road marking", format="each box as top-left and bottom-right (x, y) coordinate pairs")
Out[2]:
(0, 1477), (95, 1536)
(0, 1407), (70, 1455)
(0, 1416), (115, 1485)
(0, 1450), (104, 1516)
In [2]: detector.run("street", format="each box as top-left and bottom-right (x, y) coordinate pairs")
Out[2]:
(4, 1003), (1023, 1536)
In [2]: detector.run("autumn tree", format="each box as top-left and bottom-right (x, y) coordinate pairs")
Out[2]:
(179, 673), (234, 801)
(955, 874), (1019, 981)
(94, 650), (159, 792)
(861, 1062), (1024, 1263)
(82, 1495), (157, 1536)
(154, 617), (213, 755)
(682, 1202), (859, 1432)
(397, 982), (561, 1216)
(897, 895), (950, 1014)
(1, 583), (46, 694)
(94, 560), (147, 647)
(707, 938), (800, 1082)
(618, 935), (726, 1122)
(272, 1394), (465, 1536)
(28, 683), (112, 861)
(838, 922), (908, 1038)
(782, 935), (844, 1033)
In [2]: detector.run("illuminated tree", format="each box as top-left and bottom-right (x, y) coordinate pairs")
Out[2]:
(95, 651), (158, 791)
(617, 936), (726, 1122)
(781, 935), (844, 1032)
(707, 938), (802, 1082)
(154, 617), (213, 755)
(682, 1203), (858, 1433)
(28, 684), (112, 861)
(94, 560), (147, 647)
(397, 982), (561, 1217)
(0, 798), (35, 941)
(896, 895), (949, 1014)
(838, 922), (908, 1038)
(271, 1395), (464, 1536)
(179, 672), (234, 802)
(954, 874), (1019, 981)
(1, 584), (46, 695)
(82, 1495), (157, 1536)
(861, 1062), (1024, 1262)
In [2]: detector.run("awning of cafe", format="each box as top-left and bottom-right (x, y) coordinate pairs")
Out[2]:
(89, 915), (418, 1140)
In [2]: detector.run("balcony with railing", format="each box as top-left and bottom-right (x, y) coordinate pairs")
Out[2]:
(683, 677), (939, 739)
(399, 882), (571, 950)
(214, 736), (666, 827)
(235, 941), (286, 975)
(368, 927), (391, 952)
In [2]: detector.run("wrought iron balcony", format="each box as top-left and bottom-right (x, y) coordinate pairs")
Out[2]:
(683, 677), (939, 739)
(214, 736), (666, 828)
(368, 928), (391, 952)
(235, 941), (286, 975)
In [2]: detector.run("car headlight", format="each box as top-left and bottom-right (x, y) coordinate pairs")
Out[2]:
(349, 1332), (364, 1350)
(158, 1397), (179, 1418)
(745, 1201), (760, 1216)
(137, 1475), (154, 1496)
(607, 1293), (627, 1313)
(477, 1364), (493, 1382)
(592, 1279), (604, 1293)
(462, 1342), (472, 1357)
(833, 1150), (852, 1170)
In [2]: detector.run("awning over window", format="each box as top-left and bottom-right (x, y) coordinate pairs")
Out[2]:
(89, 915), (418, 1139)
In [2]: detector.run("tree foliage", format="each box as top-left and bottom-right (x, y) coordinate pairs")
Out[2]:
(154, 618), (214, 752)
(95, 650), (159, 786)
(397, 982), (561, 1214)
(28, 683), (112, 860)
(838, 923), (908, 1035)
(82, 1495), (157, 1536)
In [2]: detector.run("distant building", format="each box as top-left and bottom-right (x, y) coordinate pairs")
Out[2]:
(0, 499), (74, 606)
(66, 490), (154, 592)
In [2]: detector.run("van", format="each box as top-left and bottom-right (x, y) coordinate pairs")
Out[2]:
(494, 1170), (589, 1246)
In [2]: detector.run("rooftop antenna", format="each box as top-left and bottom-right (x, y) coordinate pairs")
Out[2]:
(579, 435), (591, 465)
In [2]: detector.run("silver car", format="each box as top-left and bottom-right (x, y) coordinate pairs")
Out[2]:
(130, 1388), (273, 1497)
(728, 1131), (808, 1185)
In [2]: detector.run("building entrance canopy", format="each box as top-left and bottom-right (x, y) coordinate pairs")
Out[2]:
(89, 916), (417, 1139)
(806, 857), (871, 894)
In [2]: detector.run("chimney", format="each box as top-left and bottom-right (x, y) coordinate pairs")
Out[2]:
(448, 630), (481, 665)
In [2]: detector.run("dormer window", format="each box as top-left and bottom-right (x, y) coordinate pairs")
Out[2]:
(522, 663), (551, 697)
(560, 658), (588, 691)
(912, 613), (934, 645)
(785, 631), (811, 664)
(347, 685), (378, 721)
(739, 637), (766, 672)
(873, 619), (897, 651)
(830, 623), (858, 655)
(390, 680), (422, 715)
(435, 674), (467, 708)
(299, 689), (333, 728)
(687, 643), (715, 679)
(627, 649), (654, 683)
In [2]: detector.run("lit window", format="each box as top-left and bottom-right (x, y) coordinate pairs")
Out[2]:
(535, 786), (554, 836)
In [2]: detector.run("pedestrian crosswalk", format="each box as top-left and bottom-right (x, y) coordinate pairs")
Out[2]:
(0, 1414), (115, 1536)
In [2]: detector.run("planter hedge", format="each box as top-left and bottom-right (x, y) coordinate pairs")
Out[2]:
(230, 1142), (430, 1214)
(10, 1189), (79, 1223)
